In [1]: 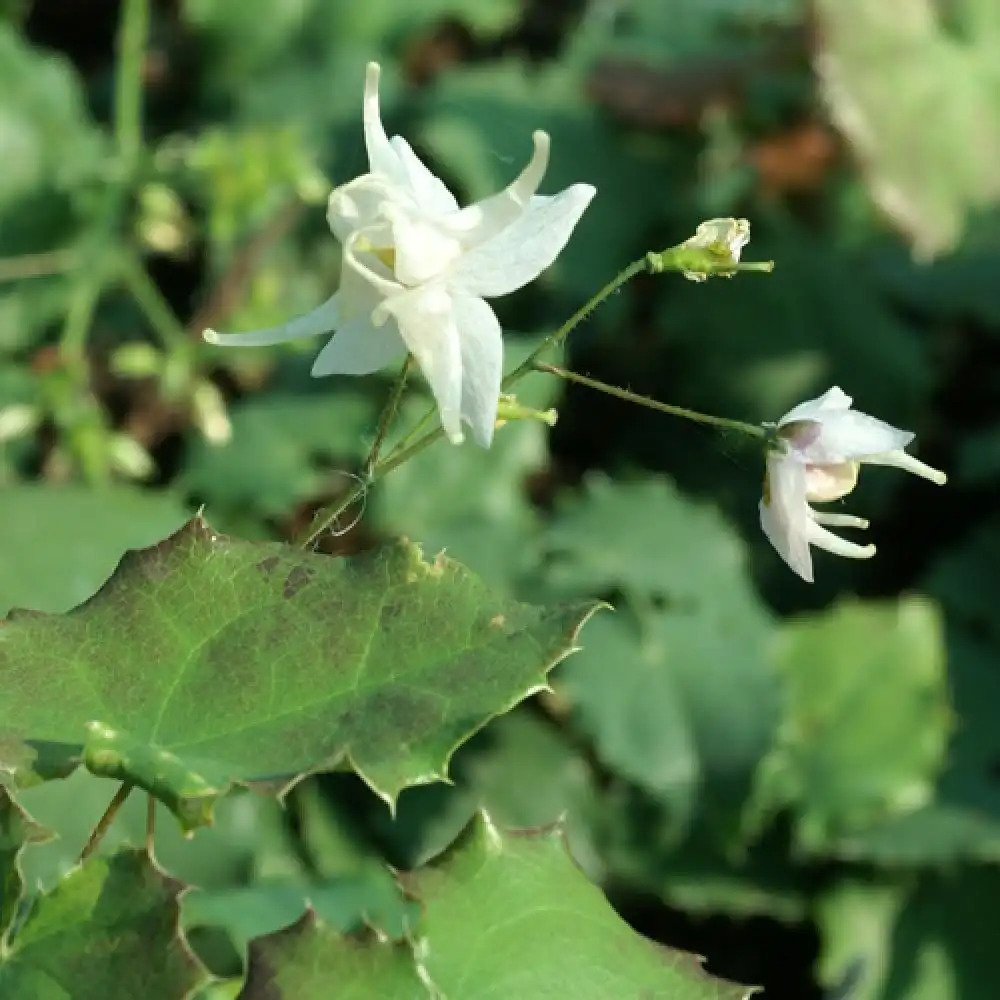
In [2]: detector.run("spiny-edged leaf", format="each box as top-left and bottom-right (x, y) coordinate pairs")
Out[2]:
(815, 0), (1000, 258)
(356, 707), (600, 872)
(237, 911), (423, 1000)
(748, 598), (949, 854)
(0, 849), (208, 998)
(0, 486), (189, 615)
(0, 786), (50, 942)
(541, 476), (779, 838)
(405, 812), (756, 1000)
(0, 516), (599, 828)
(184, 868), (418, 957)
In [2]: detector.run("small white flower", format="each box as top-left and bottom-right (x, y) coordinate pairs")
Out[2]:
(759, 386), (946, 582)
(204, 62), (596, 447)
(680, 217), (750, 281)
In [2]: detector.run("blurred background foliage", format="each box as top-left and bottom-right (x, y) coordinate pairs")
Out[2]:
(2, 0), (999, 996)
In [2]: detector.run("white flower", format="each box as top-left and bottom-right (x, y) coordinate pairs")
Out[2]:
(680, 217), (750, 281)
(759, 386), (946, 582)
(204, 62), (596, 447)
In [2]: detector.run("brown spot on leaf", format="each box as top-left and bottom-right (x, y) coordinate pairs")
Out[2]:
(283, 566), (314, 600)
(255, 556), (281, 578)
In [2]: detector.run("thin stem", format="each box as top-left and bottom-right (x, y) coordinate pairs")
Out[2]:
(534, 362), (766, 439)
(297, 356), (413, 549)
(502, 257), (647, 388)
(115, 0), (150, 168)
(121, 255), (187, 350)
(365, 354), (413, 477)
(0, 249), (77, 284)
(145, 795), (157, 856)
(296, 480), (367, 549)
(373, 257), (651, 480)
(59, 274), (103, 363)
(80, 782), (135, 864)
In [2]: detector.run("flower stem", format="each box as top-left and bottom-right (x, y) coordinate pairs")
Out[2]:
(502, 258), (647, 388)
(80, 782), (135, 864)
(533, 363), (766, 438)
(145, 794), (157, 856)
(300, 239), (773, 547)
(365, 354), (413, 477)
(297, 356), (413, 549)
(120, 255), (187, 350)
(115, 0), (150, 168)
(370, 257), (652, 481)
(0, 249), (77, 284)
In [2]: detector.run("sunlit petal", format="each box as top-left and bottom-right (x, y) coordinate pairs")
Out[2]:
(453, 295), (503, 447)
(203, 294), (339, 348)
(449, 184), (596, 298)
(378, 286), (464, 444)
(444, 131), (551, 246)
(311, 316), (406, 377)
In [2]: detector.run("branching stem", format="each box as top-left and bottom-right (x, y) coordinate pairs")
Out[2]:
(80, 782), (135, 864)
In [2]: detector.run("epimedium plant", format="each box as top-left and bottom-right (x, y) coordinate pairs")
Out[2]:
(0, 2), (953, 998)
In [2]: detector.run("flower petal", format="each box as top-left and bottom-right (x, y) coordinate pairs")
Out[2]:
(327, 174), (400, 243)
(778, 386), (853, 425)
(389, 135), (459, 216)
(443, 131), (550, 246)
(363, 62), (403, 181)
(449, 183), (596, 298)
(203, 293), (340, 348)
(862, 449), (948, 485)
(453, 295), (503, 447)
(804, 461), (858, 502)
(384, 203), (463, 285)
(812, 510), (869, 530)
(783, 410), (914, 464)
(311, 316), (406, 377)
(759, 452), (814, 582)
(806, 519), (877, 561)
(378, 286), (464, 444)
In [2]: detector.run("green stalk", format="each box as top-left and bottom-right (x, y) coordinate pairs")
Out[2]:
(115, 0), (150, 168)
(533, 362), (766, 438)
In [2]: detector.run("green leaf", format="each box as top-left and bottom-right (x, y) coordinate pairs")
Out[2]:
(406, 812), (756, 999)
(0, 23), (102, 207)
(599, 795), (808, 924)
(357, 707), (601, 871)
(0, 516), (599, 828)
(748, 598), (949, 854)
(374, 413), (547, 586)
(824, 632), (1000, 866)
(184, 870), (417, 959)
(814, 0), (1000, 257)
(0, 486), (189, 615)
(0, 849), (208, 998)
(540, 476), (779, 837)
(0, 786), (49, 943)
(238, 912), (423, 1000)
(540, 474), (767, 600)
(16, 771), (302, 894)
(817, 870), (1000, 1000)
(816, 879), (905, 1000)
(184, 393), (374, 518)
